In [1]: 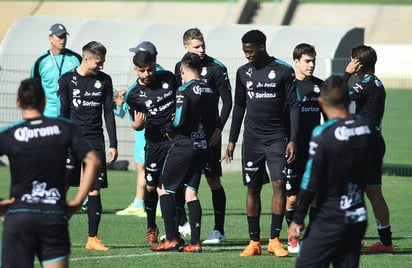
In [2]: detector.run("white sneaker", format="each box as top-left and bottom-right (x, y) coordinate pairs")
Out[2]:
(203, 230), (226, 244)
(178, 222), (191, 237)
(287, 236), (300, 253)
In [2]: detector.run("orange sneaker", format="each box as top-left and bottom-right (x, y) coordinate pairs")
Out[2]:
(85, 236), (109, 251)
(362, 241), (394, 253)
(268, 237), (288, 257)
(240, 240), (262, 256)
(183, 242), (202, 253)
(150, 238), (180, 251)
(146, 227), (159, 243)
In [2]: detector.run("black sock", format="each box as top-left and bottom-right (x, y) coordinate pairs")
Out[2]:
(175, 187), (187, 226)
(160, 194), (177, 241)
(270, 214), (283, 239)
(188, 200), (202, 245)
(212, 187), (226, 233)
(247, 216), (260, 241)
(144, 189), (158, 229)
(285, 209), (295, 227)
(87, 195), (102, 237)
(378, 225), (393, 246)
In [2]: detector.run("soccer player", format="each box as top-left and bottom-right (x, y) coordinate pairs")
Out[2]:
(343, 45), (394, 253)
(222, 29), (299, 257)
(151, 52), (219, 253)
(114, 41), (164, 218)
(31, 23), (81, 117)
(174, 28), (232, 243)
(58, 41), (118, 251)
(0, 78), (100, 267)
(126, 50), (178, 244)
(288, 75), (379, 267)
(284, 43), (324, 253)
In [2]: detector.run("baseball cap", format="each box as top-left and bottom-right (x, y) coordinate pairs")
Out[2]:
(49, 23), (68, 36)
(129, 41), (157, 55)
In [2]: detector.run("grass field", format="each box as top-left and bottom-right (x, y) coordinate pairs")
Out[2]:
(0, 167), (411, 267)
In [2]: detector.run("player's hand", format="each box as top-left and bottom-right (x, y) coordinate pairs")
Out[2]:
(0, 197), (15, 217)
(108, 148), (118, 164)
(345, 58), (362, 75)
(285, 141), (296, 164)
(132, 111), (146, 130)
(113, 88), (126, 106)
(288, 221), (304, 239)
(209, 128), (221, 147)
(221, 142), (235, 164)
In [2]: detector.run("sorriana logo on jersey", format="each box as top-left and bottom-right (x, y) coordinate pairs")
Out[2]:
(14, 125), (62, 142)
(334, 125), (371, 141)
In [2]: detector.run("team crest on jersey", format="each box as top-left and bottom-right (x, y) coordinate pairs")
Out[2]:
(162, 82), (169, 89)
(314, 85), (320, 93)
(94, 80), (102, 89)
(268, 70), (276, 79)
(201, 67), (207, 76)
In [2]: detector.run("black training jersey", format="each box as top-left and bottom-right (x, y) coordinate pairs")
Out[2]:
(347, 74), (386, 131)
(58, 69), (117, 148)
(295, 76), (324, 154)
(175, 55), (232, 130)
(172, 79), (218, 142)
(0, 116), (93, 211)
(229, 57), (299, 143)
(294, 115), (379, 225)
(126, 70), (178, 143)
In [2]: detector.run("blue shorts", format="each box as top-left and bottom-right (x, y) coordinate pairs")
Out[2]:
(134, 129), (145, 164)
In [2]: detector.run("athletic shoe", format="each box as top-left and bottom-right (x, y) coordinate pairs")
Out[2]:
(203, 230), (226, 244)
(178, 222), (191, 237)
(287, 236), (300, 254)
(116, 203), (147, 217)
(183, 242), (202, 253)
(146, 227), (159, 243)
(267, 237), (288, 257)
(239, 240), (262, 256)
(85, 236), (109, 251)
(150, 238), (180, 251)
(361, 241), (394, 253)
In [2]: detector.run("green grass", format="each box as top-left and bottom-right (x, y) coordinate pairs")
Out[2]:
(0, 167), (411, 267)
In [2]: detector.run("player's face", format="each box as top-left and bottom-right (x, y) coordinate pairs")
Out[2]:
(49, 34), (67, 52)
(242, 43), (263, 64)
(85, 54), (105, 75)
(134, 63), (155, 85)
(294, 54), (316, 80)
(185, 39), (205, 59)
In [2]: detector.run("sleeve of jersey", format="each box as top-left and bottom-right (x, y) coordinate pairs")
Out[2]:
(293, 135), (323, 225)
(173, 88), (188, 128)
(216, 67), (233, 131)
(58, 76), (70, 118)
(103, 78), (118, 148)
(286, 71), (300, 142)
(228, 70), (246, 143)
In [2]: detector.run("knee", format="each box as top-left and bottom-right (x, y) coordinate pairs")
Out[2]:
(206, 176), (222, 190)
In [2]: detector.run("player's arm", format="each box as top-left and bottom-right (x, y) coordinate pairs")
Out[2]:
(67, 150), (100, 214)
(57, 76), (70, 118)
(103, 78), (118, 163)
(285, 70), (299, 163)
(228, 70), (246, 144)
(216, 66), (233, 130)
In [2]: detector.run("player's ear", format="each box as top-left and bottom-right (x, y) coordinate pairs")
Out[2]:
(16, 98), (21, 108)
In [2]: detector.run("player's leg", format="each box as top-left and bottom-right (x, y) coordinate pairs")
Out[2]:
(266, 140), (288, 257)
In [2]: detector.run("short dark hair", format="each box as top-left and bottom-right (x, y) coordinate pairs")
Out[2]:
(133, 50), (155, 68)
(18, 78), (45, 110)
(180, 52), (202, 74)
(293, 43), (316, 60)
(183, 28), (204, 45)
(351, 45), (377, 74)
(241, 30), (266, 45)
(82, 41), (107, 57)
(321, 75), (350, 108)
